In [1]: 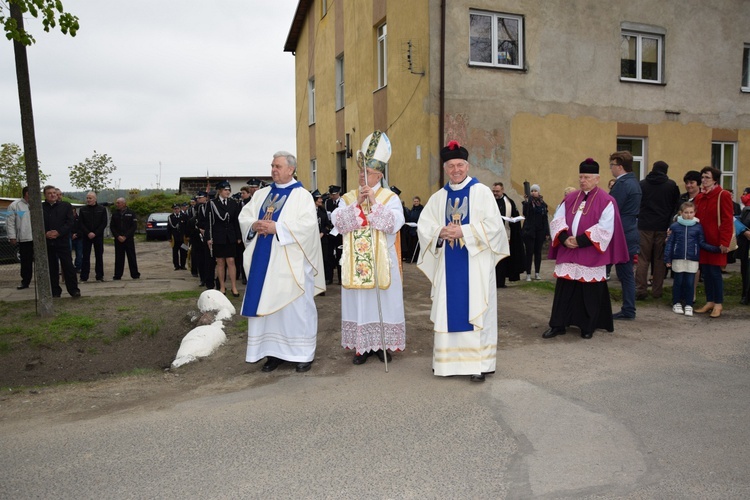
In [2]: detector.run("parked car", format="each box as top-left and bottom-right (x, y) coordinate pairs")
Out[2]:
(145, 212), (171, 241)
(0, 209), (21, 264)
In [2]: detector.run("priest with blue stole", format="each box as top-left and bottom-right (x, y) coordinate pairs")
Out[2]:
(239, 151), (326, 373)
(417, 141), (509, 383)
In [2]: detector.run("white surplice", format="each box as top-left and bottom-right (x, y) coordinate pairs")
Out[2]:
(239, 181), (326, 363)
(332, 185), (406, 354)
(417, 177), (509, 376)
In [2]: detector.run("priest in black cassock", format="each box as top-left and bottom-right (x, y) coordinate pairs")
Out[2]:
(492, 182), (525, 287)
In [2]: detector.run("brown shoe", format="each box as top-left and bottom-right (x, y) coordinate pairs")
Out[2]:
(694, 302), (715, 314)
(709, 304), (723, 318)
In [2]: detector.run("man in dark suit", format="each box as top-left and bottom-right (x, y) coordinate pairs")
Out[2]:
(608, 151), (642, 320)
(78, 191), (108, 282)
(492, 182), (525, 287)
(42, 185), (81, 298)
(110, 197), (140, 280)
(168, 203), (188, 270)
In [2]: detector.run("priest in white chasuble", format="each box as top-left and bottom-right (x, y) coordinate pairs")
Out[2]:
(417, 141), (509, 382)
(332, 131), (406, 365)
(239, 151), (325, 374)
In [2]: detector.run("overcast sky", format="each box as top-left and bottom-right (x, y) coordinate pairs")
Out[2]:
(1, 1), (299, 192)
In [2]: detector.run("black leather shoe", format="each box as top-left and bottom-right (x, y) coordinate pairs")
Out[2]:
(353, 352), (370, 365)
(261, 356), (283, 372)
(375, 349), (392, 363)
(740, 296), (749, 305)
(16, 283), (29, 290)
(542, 328), (566, 339)
(613, 311), (635, 320)
(470, 374), (485, 382)
(71, 291), (81, 298)
(296, 362), (312, 373)
(581, 331), (593, 339)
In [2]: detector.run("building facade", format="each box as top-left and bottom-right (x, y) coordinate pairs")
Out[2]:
(285, 0), (750, 204)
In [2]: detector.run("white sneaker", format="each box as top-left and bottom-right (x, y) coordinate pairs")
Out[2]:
(534, 273), (541, 280)
(526, 274), (532, 282)
(684, 305), (693, 317)
(672, 304), (684, 314)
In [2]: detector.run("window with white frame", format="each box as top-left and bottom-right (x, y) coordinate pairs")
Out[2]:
(711, 142), (736, 193)
(742, 44), (750, 92)
(617, 137), (647, 180)
(377, 23), (387, 89)
(310, 159), (318, 190)
(308, 78), (316, 125)
(469, 10), (524, 69)
(335, 54), (345, 110)
(620, 24), (664, 83)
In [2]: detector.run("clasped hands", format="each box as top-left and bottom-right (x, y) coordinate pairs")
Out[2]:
(357, 185), (377, 207)
(439, 224), (464, 244)
(253, 220), (277, 236)
(563, 236), (579, 249)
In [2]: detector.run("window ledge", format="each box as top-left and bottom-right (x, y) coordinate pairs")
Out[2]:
(468, 62), (527, 73)
(741, 87), (750, 93)
(619, 78), (666, 86)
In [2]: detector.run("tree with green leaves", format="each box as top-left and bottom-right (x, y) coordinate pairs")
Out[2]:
(4, 0), (79, 317)
(69, 150), (117, 194)
(1, 0), (79, 44)
(0, 142), (49, 196)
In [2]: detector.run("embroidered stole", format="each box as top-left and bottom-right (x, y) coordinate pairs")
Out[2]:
(341, 188), (395, 289)
(444, 178), (478, 332)
(241, 182), (302, 317)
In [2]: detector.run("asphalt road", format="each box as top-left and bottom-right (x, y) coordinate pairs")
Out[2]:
(1, 241), (749, 498)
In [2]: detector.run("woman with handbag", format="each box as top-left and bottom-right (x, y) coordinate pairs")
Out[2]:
(693, 166), (735, 318)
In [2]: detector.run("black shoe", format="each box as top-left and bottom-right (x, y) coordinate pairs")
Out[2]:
(581, 331), (593, 339)
(542, 327), (566, 339)
(232, 291), (240, 297)
(497, 284), (507, 288)
(740, 296), (748, 305)
(296, 361), (312, 373)
(132, 275), (140, 280)
(261, 356), (283, 372)
(613, 311), (635, 320)
(353, 352), (370, 365)
(112, 276), (121, 281)
(96, 278), (105, 282)
(16, 283), (29, 290)
(180, 267), (187, 270)
(71, 291), (81, 299)
(174, 267), (181, 271)
(198, 281), (205, 287)
(470, 374), (485, 382)
(52, 293), (61, 298)
(192, 272), (199, 277)
(375, 349), (392, 363)
(242, 277), (247, 285)
(635, 294), (648, 301)
(325, 279), (333, 285)
(80, 279), (88, 283)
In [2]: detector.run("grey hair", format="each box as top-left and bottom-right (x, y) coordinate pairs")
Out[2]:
(87, 191), (97, 200)
(273, 151), (297, 171)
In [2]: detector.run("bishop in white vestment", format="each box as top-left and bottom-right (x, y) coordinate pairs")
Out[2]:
(332, 131), (406, 365)
(417, 141), (509, 382)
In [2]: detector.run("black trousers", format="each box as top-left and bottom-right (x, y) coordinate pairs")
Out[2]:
(523, 233), (545, 274)
(18, 241), (33, 285)
(81, 236), (104, 281)
(47, 240), (79, 296)
(114, 237), (140, 279)
(172, 239), (187, 269)
(202, 241), (216, 288)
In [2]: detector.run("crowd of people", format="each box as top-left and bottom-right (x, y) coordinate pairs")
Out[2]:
(5, 140), (750, 382)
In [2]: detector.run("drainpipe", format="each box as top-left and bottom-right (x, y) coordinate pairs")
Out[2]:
(439, 0), (446, 186)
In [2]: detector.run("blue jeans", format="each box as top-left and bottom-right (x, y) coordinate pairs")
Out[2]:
(702, 264), (724, 304)
(615, 254), (636, 317)
(672, 272), (696, 307)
